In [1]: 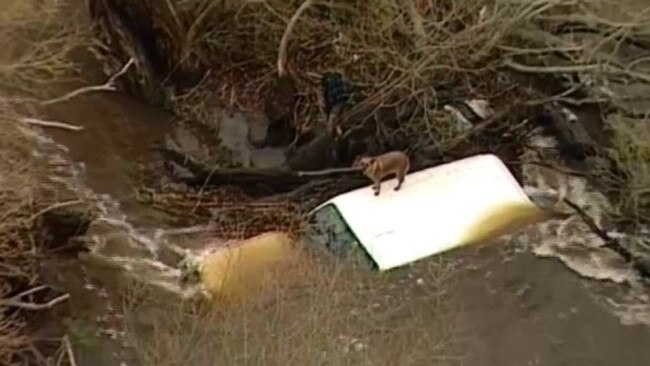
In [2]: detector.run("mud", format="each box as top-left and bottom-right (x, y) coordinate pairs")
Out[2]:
(457, 246), (650, 366)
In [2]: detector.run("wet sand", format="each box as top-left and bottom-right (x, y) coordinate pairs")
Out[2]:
(457, 246), (650, 366)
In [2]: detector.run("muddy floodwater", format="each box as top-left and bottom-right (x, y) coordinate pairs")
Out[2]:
(32, 88), (650, 366)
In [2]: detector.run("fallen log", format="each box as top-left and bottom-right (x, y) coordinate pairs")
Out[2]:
(157, 147), (363, 195)
(259, 176), (370, 204)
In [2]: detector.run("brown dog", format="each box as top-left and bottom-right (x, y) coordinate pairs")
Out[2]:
(353, 151), (410, 196)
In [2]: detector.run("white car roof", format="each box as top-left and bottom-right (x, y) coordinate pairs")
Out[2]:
(310, 154), (540, 271)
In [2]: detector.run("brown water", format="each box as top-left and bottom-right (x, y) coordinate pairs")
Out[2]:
(457, 246), (650, 366)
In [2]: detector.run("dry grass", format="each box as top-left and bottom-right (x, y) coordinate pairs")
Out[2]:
(123, 249), (464, 366)
(0, 116), (44, 364)
(604, 115), (650, 224)
(0, 114), (87, 365)
(0, 0), (90, 99)
(595, 114), (650, 258)
(0, 0), (91, 364)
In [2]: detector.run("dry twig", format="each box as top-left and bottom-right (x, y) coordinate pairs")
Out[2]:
(18, 117), (84, 131)
(63, 335), (77, 366)
(40, 58), (135, 106)
(0, 285), (70, 311)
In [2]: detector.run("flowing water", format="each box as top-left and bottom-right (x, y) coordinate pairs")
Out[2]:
(25, 85), (650, 365)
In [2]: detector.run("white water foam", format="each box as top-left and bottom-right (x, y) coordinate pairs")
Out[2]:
(19, 124), (159, 257)
(511, 128), (650, 326)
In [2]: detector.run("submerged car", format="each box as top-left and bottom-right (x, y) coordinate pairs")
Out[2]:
(304, 153), (560, 271)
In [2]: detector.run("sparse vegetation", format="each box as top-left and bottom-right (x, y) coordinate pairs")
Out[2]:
(0, 116), (94, 364)
(596, 114), (650, 260)
(123, 251), (464, 366)
(603, 115), (650, 226)
(0, 0), (89, 98)
(0, 0), (91, 364)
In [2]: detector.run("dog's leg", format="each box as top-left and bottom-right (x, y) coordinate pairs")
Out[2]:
(395, 172), (404, 191)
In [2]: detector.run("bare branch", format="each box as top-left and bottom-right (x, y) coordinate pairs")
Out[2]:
(41, 58), (135, 106)
(28, 199), (85, 222)
(497, 45), (584, 56)
(503, 59), (600, 73)
(504, 60), (650, 83)
(9, 285), (48, 298)
(562, 198), (650, 278)
(277, 0), (314, 76)
(18, 117), (84, 131)
(522, 82), (585, 106)
(296, 167), (360, 177)
(0, 286), (70, 311)
(63, 335), (78, 366)
(441, 103), (521, 151)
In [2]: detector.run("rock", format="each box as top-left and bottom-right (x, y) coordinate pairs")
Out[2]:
(163, 121), (224, 167)
(162, 112), (287, 171)
(217, 111), (252, 167)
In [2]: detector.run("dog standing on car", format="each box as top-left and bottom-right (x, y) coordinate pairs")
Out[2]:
(353, 151), (410, 196)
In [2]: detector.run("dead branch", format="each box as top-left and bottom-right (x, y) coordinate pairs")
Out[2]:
(277, 0), (314, 76)
(296, 167), (359, 177)
(503, 59), (600, 74)
(63, 335), (77, 366)
(40, 58), (135, 106)
(0, 294), (71, 311)
(7, 285), (48, 298)
(18, 117), (84, 131)
(0, 262), (30, 279)
(522, 82), (585, 106)
(28, 199), (85, 222)
(442, 102), (522, 152)
(497, 45), (584, 56)
(0, 285), (70, 311)
(504, 59), (650, 83)
(563, 198), (650, 278)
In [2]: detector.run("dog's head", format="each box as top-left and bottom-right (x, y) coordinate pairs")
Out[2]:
(353, 156), (375, 170)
